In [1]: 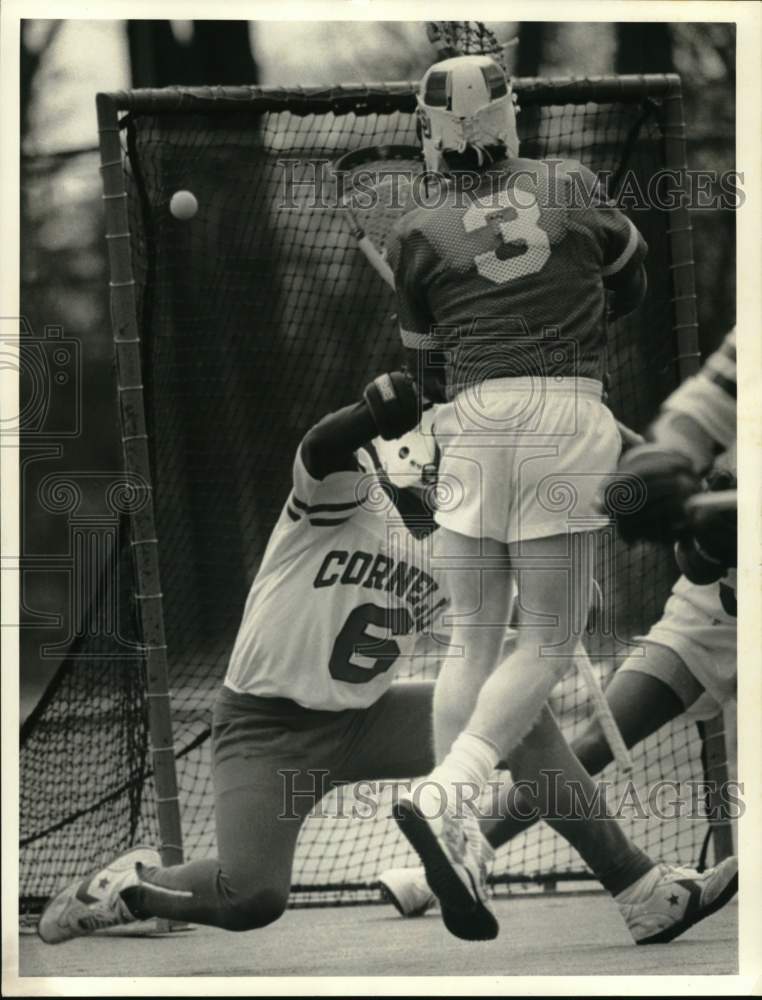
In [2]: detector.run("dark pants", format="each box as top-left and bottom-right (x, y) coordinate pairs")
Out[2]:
(125, 683), (435, 930)
(124, 682), (652, 931)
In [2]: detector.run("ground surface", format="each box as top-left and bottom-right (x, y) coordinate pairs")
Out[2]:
(18, 892), (738, 979)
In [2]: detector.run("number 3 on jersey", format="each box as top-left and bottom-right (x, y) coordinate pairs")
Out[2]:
(463, 190), (551, 285)
(329, 603), (414, 684)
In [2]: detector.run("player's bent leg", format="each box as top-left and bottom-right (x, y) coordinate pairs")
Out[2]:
(463, 531), (592, 763)
(394, 533), (591, 938)
(122, 780), (300, 932)
(484, 644), (703, 850)
(390, 530), (512, 940)
(39, 691), (330, 941)
(39, 776), (303, 943)
(430, 527), (513, 762)
(339, 681), (435, 783)
(355, 675), (497, 938)
(572, 653), (695, 775)
(499, 706), (655, 897)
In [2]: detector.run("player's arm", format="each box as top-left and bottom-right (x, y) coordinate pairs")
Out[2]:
(651, 330), (738, 580)
(576, 162), (648, 319)
(647, 329), (737, 474)
(387, 221), (449, 403)
(288, 372), (420, 529)
(674, 466), (737, 584)
(300, 372), (420, 480)
(604, 330), (737, 579)
(605, 446), (736, 584)
(605, 254), (647, 321)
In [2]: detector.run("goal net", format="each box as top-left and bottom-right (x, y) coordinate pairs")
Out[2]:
(20, 76), (732, 911)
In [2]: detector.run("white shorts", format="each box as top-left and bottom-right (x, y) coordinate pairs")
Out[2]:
(432, 377), (621, 544)
(622, 575), (737, 720)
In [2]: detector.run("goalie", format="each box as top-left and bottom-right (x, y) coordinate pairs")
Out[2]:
(37, 373), (736, 947)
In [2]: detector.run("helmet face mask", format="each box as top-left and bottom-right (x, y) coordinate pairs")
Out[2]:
(355, 409), (440, 537)
(417, 55), (519, 174)
(356, 407), (439, 492)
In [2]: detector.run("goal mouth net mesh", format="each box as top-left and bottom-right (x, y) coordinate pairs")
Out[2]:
(20, 77), (728, 911)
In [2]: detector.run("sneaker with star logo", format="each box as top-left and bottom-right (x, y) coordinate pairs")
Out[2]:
(616, 856), (738, 945)
(37, 846), (159, 944)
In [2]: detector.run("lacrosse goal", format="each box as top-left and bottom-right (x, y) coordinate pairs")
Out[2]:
(20, 74), (734, 912)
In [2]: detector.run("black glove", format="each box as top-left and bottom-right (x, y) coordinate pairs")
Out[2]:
(604, 444), (702, 545)
(690, 503), (737, 567)
(676, 468), (737, 583)
(675, 535), (726, 585)
(363, 371), (419, 441)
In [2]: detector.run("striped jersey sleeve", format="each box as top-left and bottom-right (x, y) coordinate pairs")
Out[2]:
(663, 329), (737, 448)
(599, 212), (645, 278)
(574, 161), (647, 279)
(286, 446), (368, 529)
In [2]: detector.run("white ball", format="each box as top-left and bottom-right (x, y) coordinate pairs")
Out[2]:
(169, 190), (198, 220)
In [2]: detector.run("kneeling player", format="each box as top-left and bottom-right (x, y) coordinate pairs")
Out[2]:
(38, 373), (735, 947)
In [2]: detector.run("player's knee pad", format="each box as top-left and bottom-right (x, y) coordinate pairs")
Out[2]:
(219, 887), (288, 932)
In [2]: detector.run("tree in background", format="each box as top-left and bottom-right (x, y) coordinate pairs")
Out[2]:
(516, 22), (545, 78)
(127, 20), (258, 88)
(616, 22), (674, 73)
(20, 21), (62, 140)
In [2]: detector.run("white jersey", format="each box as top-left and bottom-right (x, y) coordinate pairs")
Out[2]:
(225, 447), (449, 710)
(662, 328), (736, 450)
(663, 328), (737, 599)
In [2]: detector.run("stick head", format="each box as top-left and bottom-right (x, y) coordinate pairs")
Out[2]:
(334, 145), (426, 258)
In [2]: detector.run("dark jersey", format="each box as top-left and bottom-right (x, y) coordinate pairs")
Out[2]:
(387, 157), (647, 398)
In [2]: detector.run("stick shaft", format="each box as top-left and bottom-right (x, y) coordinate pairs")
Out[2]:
(686, 489), (737, 513)
(358, 235), (395, 288)
(576, 656), (634, 775)
(342, 203), (396, 288)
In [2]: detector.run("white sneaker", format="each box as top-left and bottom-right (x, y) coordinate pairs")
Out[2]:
(392, 783), (498, 940)
(38, 846), (159, 944)
(378, 867), (436, 917)
(616, 857), (738, 945)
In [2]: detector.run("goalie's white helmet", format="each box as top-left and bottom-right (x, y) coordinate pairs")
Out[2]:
(417, 55), (519, 173)
(357, 407), (439, 489)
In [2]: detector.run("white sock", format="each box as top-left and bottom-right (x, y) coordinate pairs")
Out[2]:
(430, 731), (501, 817)
(615, 863), (667, 903)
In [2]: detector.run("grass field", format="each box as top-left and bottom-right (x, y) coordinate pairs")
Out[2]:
(18, 892), (738, 979)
